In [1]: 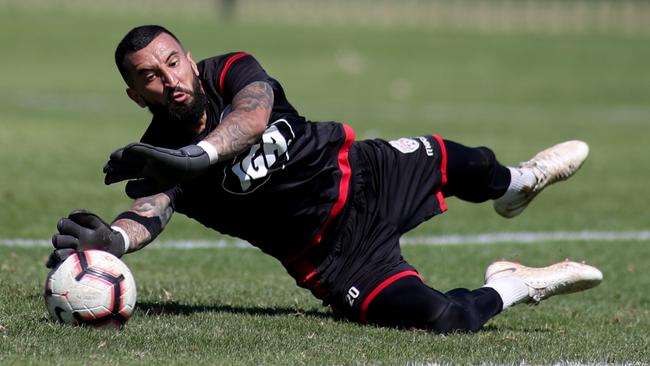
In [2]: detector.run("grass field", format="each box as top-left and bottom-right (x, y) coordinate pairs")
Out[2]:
(1, 1), (649, 364)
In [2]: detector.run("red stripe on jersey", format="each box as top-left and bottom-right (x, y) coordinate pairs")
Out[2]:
(313, 123), (355, 244)
(281, 124), (355, 301)
(283, 124), (355, 264)
(360, 270), (422, 324)
(432, 134), (448, 212)
(218, 52), (251, 94)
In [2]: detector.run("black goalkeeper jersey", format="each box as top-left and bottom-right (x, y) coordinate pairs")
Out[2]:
(139, 52), (354, 267)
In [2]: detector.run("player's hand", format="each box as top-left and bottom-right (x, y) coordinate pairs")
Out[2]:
(103, 142), (211, 198)
(50, 209), (126, 263)
(45, 248), (75, 269)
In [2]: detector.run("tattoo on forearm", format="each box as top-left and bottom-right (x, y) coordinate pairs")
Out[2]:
(160, 205), (173, 226)
(206, 81), (273, 160)
(132, 195), (172, 226)
(233, 81), (273, 112)
(113, 193), (173, 252)
(113, 218), (150, 250)
(212, 122), (250, 158)
(132, 196), (157, 215)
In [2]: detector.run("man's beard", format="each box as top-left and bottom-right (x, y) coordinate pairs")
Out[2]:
(147, 74), (208, 128)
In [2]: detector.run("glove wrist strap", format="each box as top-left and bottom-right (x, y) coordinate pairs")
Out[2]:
(197, 141), (219, 164)
(111, 225), (130, 255)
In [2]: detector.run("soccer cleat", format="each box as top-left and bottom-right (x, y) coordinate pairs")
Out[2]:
(494, 140), (589, 218)
(484, 259), (603, 304)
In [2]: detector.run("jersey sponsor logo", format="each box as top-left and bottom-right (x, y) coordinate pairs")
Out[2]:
(222, 119), (295, 194)
(418, 136), (435, 157)
(389, 137), (420, 154)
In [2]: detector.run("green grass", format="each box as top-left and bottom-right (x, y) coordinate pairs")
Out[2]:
(1, 2), (649, 365)
(2, 242), (649, 364)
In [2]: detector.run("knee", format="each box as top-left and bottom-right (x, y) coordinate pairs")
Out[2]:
(472, 146), (498, 174)
(444, 140), (498, 180)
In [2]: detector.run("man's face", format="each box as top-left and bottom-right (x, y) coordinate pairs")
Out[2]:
(123, 33), (207, 126)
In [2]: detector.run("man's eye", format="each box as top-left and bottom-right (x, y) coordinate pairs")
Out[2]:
(145, 74), (156, 81)
(169, 60), (178, 67)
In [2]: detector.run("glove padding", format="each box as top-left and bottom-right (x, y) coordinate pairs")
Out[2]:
(103, 143), (210, 198)
(47, 209), (126, 268)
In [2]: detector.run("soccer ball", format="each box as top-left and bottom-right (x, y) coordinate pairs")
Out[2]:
(44, 250), (137, 329)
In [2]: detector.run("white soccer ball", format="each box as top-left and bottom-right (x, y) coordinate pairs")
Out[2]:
(44, 250), (137, 329)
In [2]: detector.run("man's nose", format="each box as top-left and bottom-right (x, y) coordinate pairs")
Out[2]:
(160, 68), (177, 88)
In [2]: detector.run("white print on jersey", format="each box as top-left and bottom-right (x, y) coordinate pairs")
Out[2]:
(418, 136), (434, 157)
(389, 137), (420, 154)
(346, 286), (360, 307)
(222, 119), (295, 194)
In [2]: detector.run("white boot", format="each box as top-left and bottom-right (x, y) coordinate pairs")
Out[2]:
(494, 140), (589, 218)
(484, 259), (603, 305)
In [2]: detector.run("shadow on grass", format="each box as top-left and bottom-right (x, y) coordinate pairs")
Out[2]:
(135, 302), (550, 334)
(137, 301), (338, 321)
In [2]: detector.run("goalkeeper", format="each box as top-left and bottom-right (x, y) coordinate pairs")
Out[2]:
(48, 25), (601, 333)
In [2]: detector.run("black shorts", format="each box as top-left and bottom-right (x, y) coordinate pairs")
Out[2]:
(316, 134), (448, 322)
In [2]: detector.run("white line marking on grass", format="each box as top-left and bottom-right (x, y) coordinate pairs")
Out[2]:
(1, 230), (649, 249)
(400, 230), (650, 246)
(0, 238), (254, 249)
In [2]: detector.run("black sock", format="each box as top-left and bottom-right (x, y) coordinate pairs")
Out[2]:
(441, 140), (510, 203)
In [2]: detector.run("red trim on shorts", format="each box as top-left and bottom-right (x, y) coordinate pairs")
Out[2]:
(218, 52), (250, 94)
(436, 191), (447, 212)
(290, 260), (317, 284)
(432, 134), (448, 212)
(360, 270), (422, 324)
(285, 260), (327, 300)
(432, 134), (447, 186)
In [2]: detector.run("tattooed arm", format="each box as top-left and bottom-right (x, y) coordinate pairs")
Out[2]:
(111, 193), (174, 253)
(48, 198), (173, 267)
(201, 80), (274, 161)
(102, 82), (273, 198)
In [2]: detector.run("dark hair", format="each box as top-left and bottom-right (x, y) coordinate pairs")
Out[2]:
(114, 25), (184, 82)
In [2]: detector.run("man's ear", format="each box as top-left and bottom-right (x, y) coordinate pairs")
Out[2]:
(187, 51), (199, 76)
(126, 88), (147, 108)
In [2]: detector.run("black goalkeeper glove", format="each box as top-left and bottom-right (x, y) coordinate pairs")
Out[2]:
(47, 209), (126, 268)
(103, 143), (211, 198)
